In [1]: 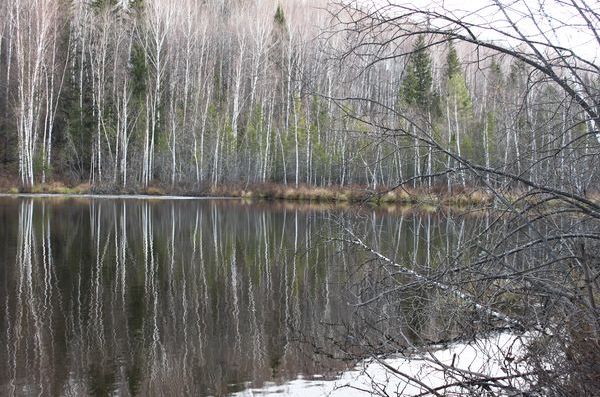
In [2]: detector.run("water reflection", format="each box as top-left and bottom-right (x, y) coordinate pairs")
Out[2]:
(0, 198), (473, 396)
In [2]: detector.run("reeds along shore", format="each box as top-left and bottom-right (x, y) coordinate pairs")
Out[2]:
(3, 178), (599, 208)
(212, 183), (495, 206)
(0, 178), (517, 206)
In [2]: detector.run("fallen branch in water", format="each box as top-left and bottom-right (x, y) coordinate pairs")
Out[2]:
(340, 226), (524, 329)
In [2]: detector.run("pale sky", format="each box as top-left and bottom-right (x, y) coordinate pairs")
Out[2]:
(361, 0), (599, 64)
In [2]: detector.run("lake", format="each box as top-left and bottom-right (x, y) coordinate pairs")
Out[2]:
(0, 197), (480, 396)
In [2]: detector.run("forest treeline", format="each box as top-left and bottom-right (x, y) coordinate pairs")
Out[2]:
(0, 0), (598, 192)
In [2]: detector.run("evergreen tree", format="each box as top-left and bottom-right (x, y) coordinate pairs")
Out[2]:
(129, 0), (144, 11)
(490, 58), (503, 89)
(130, 43), (147, 103)
(274, 4), (286, 28)
(402, 36), (433, 111)
(91, 0), (118, 11)
(446, 42), (460, 80)
(446, 45), (471, 113)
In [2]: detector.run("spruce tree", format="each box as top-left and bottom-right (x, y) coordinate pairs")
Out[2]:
(446, 44), (471, 114)
(274, 4), (286, 28)
(402, 36), (433, 111)
(444, 41), (473, 171)
(446, 42), (460, 80)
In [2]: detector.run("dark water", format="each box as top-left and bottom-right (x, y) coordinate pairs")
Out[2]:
(0, 197), (473, 396)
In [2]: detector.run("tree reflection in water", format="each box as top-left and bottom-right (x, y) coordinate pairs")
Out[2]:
(0, 198), (475, 396)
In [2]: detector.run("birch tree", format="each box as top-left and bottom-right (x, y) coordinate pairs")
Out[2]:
(330, 1), (600, 395)
(141, 0), (173, 188)
(12, 0), (61, 188)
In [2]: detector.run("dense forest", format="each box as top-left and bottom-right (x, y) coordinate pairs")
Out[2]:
(1, 1), (600, 395)
(0, 0), (598, 193)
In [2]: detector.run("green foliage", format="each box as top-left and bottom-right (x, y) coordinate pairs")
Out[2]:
(402, 36), (433, 111)
(448, 74), (472, 112)
(244, 105), (264, 150)
(58, 54), (96, 179)
(213, 64), (226, 106)
(274, 4), (286, 27)
(33, 151), (45, 177)
(130, 44), (147, 103)
(461, 130), (474, 158)
(4, 0), (590, 191)
(90, 0), (118, 11)
(446, 42), (460, 80)
(443, 45), (474, 160)
(154, 124), (168, 156)
(129, 0), (144, 11)
(445, 45), (472, 114)
(490, 58), (503, 87)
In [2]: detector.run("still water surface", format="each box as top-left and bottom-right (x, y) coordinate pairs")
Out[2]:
(0, 197), (472, 396)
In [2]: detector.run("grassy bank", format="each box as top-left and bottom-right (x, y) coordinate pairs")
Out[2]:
(3, 179), (598, 210)
(0, 178), (501, 207)
(211, 183), (496, 207)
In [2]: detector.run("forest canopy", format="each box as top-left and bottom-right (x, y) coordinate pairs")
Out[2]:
(1, 0), (597, 194)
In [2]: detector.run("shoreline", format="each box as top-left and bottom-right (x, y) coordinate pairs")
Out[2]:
(2, 180), (596, 208)
(0, 181), (496, 207)
(0, 192), (242, 201)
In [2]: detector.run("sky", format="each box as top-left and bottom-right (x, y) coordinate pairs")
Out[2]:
(361, 0), (600, 64)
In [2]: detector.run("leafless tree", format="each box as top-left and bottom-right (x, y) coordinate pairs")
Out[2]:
(10, 0), (64, 188)
(326, 1), (600, 395)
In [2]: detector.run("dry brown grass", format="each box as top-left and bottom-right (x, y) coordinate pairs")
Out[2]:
(1, 176), (566, 209)
(145, 186), (166, 195)
(442, 188), (493, 207)
(27, 181), (87, 194)
(206, 183), (498, 207)
(587, 191), (600, 203)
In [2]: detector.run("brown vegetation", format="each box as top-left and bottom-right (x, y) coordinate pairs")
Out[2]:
(1, 176), (597, 211)
(211, 183), (495, 206)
